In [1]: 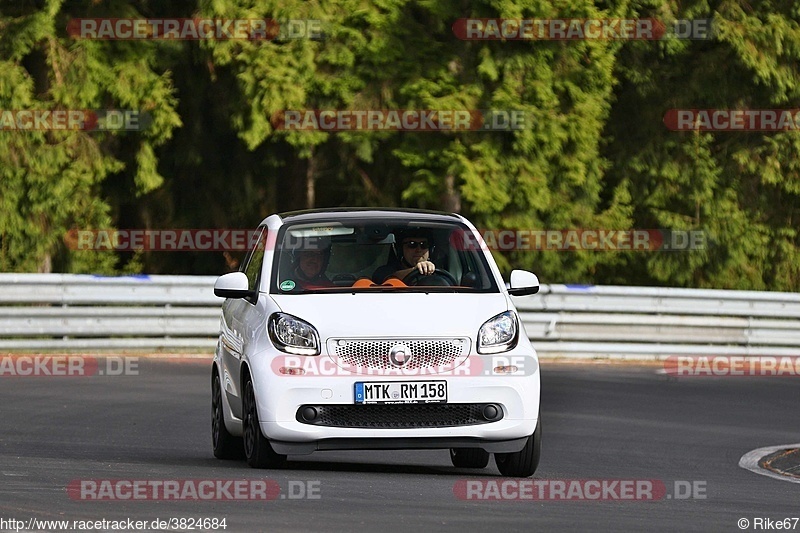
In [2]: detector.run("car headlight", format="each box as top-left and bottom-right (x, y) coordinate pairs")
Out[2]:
(477, 311), (518, 354)
(268, 313), (320, 355)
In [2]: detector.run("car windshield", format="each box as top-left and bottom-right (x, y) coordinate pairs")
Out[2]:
(270, 218), (499, 294)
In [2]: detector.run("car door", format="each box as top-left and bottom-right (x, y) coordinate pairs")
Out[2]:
(221, 226), (267, 419)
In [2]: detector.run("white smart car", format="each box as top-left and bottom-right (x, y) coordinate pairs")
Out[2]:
(211, 209), (542, 476)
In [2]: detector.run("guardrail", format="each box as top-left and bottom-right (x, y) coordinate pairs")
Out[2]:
(1, 274), (799, 358)
(0, 274), (219, 350)
(517, 285), (800, 358)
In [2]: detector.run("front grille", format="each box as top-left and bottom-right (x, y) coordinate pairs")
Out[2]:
(327, 338), (470, 372)
(296, 403), (500, 428)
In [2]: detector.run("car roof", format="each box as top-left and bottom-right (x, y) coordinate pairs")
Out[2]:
(273, 208), (463, 225)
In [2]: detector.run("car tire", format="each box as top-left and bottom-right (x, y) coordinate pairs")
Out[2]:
(450, 448), (490, 469)
(242, 373), (286, 469)
(495, 413), (541, 477)
(212, 371), (243, 459)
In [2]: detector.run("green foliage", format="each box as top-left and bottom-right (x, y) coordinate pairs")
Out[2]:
(602, 0), (800, 289)
(0, 0), (180, 272)
(0, 0), (798, 290)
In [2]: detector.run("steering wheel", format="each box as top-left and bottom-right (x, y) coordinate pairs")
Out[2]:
(403, 268), (457, 287)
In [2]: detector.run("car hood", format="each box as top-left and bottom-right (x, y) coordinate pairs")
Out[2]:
(270, 292), (509, 341)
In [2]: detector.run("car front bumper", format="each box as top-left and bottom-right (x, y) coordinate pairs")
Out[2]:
(248, 351), (541, 454)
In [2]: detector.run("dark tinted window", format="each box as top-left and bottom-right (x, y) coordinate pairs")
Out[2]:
(270, 219), (498, 294)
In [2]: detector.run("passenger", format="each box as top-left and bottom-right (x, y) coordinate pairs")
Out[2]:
(291, 239), (333, 289)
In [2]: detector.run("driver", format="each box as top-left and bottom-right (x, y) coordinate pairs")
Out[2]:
(372, 230), (436, 284)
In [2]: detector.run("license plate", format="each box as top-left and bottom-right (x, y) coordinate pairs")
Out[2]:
(354, 381), (447, 404)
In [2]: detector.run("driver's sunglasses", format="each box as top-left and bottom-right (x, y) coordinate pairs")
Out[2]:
(403, 240), (429, 250)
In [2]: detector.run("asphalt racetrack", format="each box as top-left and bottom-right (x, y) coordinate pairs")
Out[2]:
(1, 357), (798, 532)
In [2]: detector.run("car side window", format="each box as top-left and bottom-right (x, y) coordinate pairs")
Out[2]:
(242, 227), (267, 292)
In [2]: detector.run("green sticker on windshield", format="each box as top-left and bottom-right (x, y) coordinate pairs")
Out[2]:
(280, 280), (296, 291)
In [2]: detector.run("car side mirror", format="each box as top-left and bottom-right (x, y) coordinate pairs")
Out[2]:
(214, 272), (254, 299)
(508, 270), (540, 296)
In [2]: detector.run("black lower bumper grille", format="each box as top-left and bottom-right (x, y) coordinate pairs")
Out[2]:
(296, 403), (502, 428)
